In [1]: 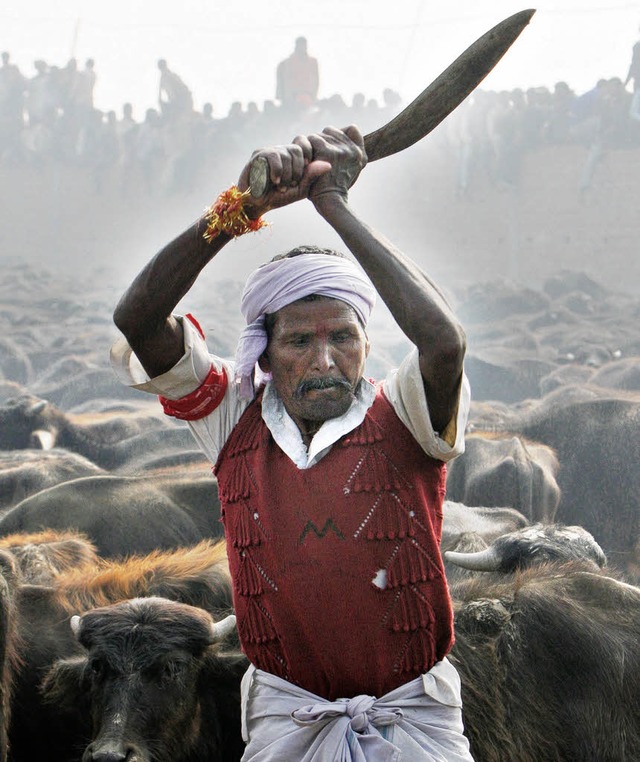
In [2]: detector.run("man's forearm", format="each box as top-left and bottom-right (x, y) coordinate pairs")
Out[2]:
(113, 217), (230, 378)
(314, 193), (466, 433)
(314, 195), (464, 354)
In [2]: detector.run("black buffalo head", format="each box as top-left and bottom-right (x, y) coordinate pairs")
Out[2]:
(42, 597), (247, 762)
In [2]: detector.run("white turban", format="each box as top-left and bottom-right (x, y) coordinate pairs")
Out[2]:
(234, 253), (377, 398)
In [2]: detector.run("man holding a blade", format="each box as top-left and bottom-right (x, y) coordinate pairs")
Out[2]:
(111, 11), (537, 760)
(112, 123), (473, 761)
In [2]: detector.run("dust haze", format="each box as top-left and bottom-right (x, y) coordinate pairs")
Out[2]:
(1, 4), (639, 378)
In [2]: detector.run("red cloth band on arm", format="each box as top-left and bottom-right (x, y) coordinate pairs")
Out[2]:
(159, 363), (228, 421)
(184, 312), (205, 339)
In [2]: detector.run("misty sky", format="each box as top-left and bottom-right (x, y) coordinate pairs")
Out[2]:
(2, 0), (639, 119)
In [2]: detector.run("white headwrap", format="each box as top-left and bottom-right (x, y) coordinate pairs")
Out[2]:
(235, 252), (377, 398)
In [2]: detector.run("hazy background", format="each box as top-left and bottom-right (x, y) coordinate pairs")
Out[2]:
(1, 0), (639, 335)
(3, 1), (638, 121)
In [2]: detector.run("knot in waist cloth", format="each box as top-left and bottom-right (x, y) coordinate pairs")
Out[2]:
(293, 694), (404, 732)
(292, 695), (403, 760)
(240, 660), (475, 761)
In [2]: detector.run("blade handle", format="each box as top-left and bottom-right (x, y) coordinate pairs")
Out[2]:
(249, 156), (270, 198)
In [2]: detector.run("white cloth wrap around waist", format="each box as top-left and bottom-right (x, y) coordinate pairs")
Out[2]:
(240, 658), (475, 761)
(235, 253), (377, 398)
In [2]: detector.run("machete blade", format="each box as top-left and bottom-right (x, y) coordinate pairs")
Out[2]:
(364, 8), (536, 161)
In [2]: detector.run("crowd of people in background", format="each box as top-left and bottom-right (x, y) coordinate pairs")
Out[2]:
(1, 35), (640, 197)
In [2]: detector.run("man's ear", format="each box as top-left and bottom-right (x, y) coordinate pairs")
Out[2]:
(258, 352), (271, 373)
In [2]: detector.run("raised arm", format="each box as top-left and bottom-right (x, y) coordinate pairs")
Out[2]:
(306, 125), (466, 434)
(113, 143), (330, 379)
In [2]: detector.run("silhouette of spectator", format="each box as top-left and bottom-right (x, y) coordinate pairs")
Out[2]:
(350, 92), (377, 133)
(157, 59), (193, 121)
(71, 58), (97, 117)
(382, 88), (402, 112)
(624, 28), (640, 91)
(578, 78), (631, 195)
(116, 102), (138, 153)
(544, 81), (577, 144)
(0, 52), (26, 160)
(626, 28), (640, 124)
(189, 101), (217, 165)
(76, 108), (119, 191)
(59, 58), (79, 114)
(275, 36), (319, 111)
(116, 102), (139, 190)
(25, 60), (57, 127)
(135, 107), (164, 192)
(486, 90), (525, 188)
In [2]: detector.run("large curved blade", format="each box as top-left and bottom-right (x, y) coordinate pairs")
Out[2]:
(364, 9), (536, 161)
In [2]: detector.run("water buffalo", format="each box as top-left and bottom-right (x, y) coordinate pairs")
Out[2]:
(0, 395), (195, 470)
(0, 471), (222, 557)
(0, 448), (105, 512)
(6, 538), (236, 761)
(39, 543), (640, 762)
(445, 433), (560, 523)
(445, 522), (607, 575)
(0, 549), (19, 762)
(479, 392), (640, 576)
(0, 529), (99, 584)
(43, 599), (247, 762)
(450, 563), (640, 761)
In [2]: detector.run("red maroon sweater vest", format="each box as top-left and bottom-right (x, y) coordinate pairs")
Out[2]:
(214, 387), (454, 700)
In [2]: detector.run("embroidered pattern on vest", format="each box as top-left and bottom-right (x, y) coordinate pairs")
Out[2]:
(225, 402), (263, 459)
(236, 548), (278, 596)
(353, 491), (424, 541)
(217, 396), (289, 678)
(239, 597), (279, 644)
(231, 500), (268, 548)
(299, 518), (346, 544)
(343, 447), (415, 495)
(342, 401), (445, 677)
(218, 456), (256, 503)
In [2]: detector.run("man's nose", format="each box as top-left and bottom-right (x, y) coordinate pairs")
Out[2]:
(311, 340), (335, 370)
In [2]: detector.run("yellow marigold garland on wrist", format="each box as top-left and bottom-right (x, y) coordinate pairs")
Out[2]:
(202, 185), (268, 242)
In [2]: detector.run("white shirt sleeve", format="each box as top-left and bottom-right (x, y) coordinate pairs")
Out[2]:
(109, 315), (249, 464)
(382, 347), (470, 462)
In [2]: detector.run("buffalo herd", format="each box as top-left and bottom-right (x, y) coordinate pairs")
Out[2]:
(0, 261), (639, 760)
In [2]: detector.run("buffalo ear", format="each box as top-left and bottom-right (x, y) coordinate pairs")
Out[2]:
(203, 650), (249, 685)
(40, 656), (88, 711)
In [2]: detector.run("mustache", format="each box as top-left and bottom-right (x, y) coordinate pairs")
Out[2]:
(294, 377), (352, 398)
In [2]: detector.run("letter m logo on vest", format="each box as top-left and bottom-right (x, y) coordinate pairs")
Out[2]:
(298, 518), (346, 544)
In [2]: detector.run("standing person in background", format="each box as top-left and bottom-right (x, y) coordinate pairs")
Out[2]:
(157, 59), (193, 121)
(276, 36), (319, 112)
(112, 123), (473, 760)
(626, 27), (640, 122)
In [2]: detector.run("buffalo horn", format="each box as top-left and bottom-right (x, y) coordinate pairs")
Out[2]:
(31, 429), (56, 450)
(70, 614), (82, 637)
(444, 548), (501, 571)
(211, 613), (237, 642)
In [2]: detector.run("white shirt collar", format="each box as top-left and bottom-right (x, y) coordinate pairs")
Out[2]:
(261, 378), (377, 469)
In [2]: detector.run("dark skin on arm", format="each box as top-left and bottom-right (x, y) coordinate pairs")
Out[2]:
(113, 125), (465, 436)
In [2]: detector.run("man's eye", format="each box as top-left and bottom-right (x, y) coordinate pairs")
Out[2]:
(332, 332), (350, 343)
(292, 336), (309, 347)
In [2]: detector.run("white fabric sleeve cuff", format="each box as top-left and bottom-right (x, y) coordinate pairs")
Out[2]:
(109, 315), (222, 400)
(382, 347), (470, 462)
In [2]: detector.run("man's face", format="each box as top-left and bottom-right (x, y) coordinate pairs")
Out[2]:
(260, 296), (369, 438)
